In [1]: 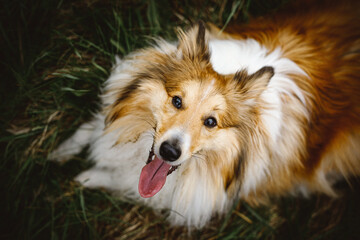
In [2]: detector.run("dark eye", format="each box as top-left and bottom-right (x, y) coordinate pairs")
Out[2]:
(204, 117), (217, 128)
(172, 96), (182, 109)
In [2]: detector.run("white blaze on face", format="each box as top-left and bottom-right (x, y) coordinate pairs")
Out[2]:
(184, 79), (216, 128)
(201, 79), (216, 102)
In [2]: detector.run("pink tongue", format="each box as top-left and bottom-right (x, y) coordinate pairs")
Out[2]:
(138, 156), (172, 198)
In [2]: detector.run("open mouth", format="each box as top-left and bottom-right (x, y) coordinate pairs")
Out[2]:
(146, 147), (180, 175)
(138, 146), (180, 198)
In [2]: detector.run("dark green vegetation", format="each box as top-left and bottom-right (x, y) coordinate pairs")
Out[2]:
(1, 0), (359, 239)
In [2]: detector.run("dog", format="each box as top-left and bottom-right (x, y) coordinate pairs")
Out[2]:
(50, 0), (360, 228)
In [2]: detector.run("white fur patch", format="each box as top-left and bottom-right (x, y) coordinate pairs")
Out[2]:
(51, 36), (311, 228)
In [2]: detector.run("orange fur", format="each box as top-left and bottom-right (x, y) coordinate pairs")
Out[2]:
(104, 1), (360, 204)
(223, 0), (360, 200)
(49, 0), (360, 228)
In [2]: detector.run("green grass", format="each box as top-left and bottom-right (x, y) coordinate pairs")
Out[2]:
(1, 0), (359, 239)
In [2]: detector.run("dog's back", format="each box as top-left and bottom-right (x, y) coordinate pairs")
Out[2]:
(221, 0), (360, 199)
(50, 0), (360, 227)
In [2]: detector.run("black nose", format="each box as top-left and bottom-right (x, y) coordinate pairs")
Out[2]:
(159, 141), (181, 162)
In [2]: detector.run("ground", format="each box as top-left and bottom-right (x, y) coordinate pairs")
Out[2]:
(1, 0), (359, 239)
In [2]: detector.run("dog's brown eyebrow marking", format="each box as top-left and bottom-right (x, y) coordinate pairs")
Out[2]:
(107, 74), (152, 124)
(114, 68), (167, 106)
(114, 78), (142, 106)
(107, 66), (168, 125)
(105, 78), (141, 125)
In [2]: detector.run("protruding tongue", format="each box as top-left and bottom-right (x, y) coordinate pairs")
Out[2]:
(139, 155), (172, 198)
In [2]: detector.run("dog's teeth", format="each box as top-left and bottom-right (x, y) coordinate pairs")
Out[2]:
(152, 155), (155, 160)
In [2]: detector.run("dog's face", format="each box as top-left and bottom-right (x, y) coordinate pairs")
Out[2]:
(105, 22), (274, 198)
(154, 78), (229, 166)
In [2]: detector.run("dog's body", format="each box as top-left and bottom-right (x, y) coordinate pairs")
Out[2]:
(51, 1), (360, 228)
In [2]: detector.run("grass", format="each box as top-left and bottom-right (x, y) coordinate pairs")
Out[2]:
(1, 0), (359, 239)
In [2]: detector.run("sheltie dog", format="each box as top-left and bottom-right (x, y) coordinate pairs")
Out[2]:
(50, 0), (360, 228)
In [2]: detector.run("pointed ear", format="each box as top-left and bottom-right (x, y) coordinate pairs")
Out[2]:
(234, 66), (274, 98)
(177, 21), (210, 63)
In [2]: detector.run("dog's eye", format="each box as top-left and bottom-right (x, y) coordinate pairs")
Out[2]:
(172, 96), (182, 109)
(204, 117), (217, 128)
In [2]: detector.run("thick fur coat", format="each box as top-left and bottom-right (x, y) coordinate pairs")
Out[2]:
(50, 0), (360, 228)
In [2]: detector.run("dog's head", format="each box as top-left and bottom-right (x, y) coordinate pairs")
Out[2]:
(105, 22), (274, 198)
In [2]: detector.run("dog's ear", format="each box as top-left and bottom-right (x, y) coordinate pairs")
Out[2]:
(177, 21), (210, 64)
(234, 66), (274, 99)
(104, 80), (158, 144)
